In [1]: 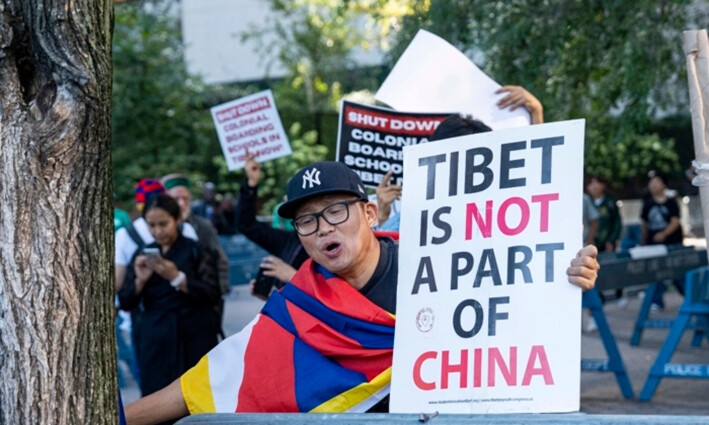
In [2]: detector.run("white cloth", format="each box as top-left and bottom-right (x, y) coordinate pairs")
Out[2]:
(692, 160), (709, 187)
(114, 217), (198, 266)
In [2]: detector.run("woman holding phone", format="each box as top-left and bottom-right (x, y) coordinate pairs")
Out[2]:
(118, 194), (221, 398)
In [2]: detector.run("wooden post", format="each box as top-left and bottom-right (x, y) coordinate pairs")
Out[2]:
(684, 29), (709, 260)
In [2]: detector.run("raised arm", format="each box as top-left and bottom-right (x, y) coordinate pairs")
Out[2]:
(376, 170), (402, 226)
(496, 85), (544, 124)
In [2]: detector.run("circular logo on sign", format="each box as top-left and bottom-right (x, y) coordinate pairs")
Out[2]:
(416, 308), (434, 333)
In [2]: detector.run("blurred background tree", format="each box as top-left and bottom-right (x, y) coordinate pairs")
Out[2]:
(242, 0), (416, 155)
(113, 0), (709, 208)
(391, 0), (709, 194)
(112, 0), (351, 212)
(112, 0), (252, 205)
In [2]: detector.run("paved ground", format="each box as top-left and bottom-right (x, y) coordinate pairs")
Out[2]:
(120, 285), (709, 416)
(580, 289), (709, 415)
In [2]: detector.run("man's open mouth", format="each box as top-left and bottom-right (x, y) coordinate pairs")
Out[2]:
(321, 241), (343, 257)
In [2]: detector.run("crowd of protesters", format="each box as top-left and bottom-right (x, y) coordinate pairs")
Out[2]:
(111, 83), (699, 425)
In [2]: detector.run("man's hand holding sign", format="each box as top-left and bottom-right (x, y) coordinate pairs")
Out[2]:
(391, 119), (589, 414)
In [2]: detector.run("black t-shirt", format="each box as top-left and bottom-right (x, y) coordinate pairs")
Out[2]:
(359, 238), (398, 314)
(641, 197), (683, 245)
(358, 237), (397, 413)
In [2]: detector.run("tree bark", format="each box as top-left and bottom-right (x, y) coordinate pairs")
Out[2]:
(0, 1), (116, 423)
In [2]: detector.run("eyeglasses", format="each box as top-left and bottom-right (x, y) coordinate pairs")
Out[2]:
(293, 199), (364, 236)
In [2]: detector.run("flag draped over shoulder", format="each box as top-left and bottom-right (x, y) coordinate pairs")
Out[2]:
(180, 259), (396, 413)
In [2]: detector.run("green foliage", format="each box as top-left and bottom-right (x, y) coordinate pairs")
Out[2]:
(259, 123), (329, 214)
(586, 121), (681, 181)
(238, 0), (418, 175)
(112, 0), (249, 204)
(392, 0), (707, 186)
(244, 0), (416, 114)
(112, 0), (335, 210)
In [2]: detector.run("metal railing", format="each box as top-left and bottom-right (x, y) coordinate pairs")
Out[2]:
(176, 412), (709, 424)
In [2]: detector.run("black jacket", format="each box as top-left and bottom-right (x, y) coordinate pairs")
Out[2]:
(235, 183), (309, 288)
(118, 234), (221, 396)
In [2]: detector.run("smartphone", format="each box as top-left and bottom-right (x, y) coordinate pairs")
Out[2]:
(252, 267), (273, 298)
(143, 247), (160, 259)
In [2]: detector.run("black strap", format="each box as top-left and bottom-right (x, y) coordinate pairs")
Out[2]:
(125, 224), (145, 250)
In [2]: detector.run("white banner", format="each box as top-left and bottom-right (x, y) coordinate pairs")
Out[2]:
(375, 30), (530, 130)
(684, 29), (709, 257)
(391, 120), (585, 413)
(210, 89), (291, 170)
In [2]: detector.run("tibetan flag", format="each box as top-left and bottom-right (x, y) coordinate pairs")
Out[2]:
(181, 259), (395, 413)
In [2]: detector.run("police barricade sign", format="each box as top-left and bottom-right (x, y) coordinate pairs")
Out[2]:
(391, 120), (585, 413)
(211, 89), (291, 171)
(336, 100), (450, 187)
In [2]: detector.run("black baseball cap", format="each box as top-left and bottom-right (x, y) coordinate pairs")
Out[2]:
(278, 161), (368, 219)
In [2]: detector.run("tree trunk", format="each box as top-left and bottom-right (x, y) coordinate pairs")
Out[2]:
(0, 1), (116, 423)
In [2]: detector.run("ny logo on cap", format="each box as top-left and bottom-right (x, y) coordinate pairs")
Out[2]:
(302, 168), (321, 189)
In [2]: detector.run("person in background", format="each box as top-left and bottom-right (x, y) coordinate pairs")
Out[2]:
(213, 193), (239, 236)
(235, 153), (309, 297)
(118, 194), (221, 400)
(272, 197), (296, 231)
(162, 174), (231, 335)
(115, 179), (199, 292)
(191, 181), (217, 221)
(581, 192), (600, 332)
(114, 193), (132, 232)
(374, 171), (402, 230)
(642, 171), (683, 246)
(683, 163), (699, 197)
(114, 194), (139, 388)
(642, 170), (684, 310)
(114, 180), (200, 392)
(587, 176), (622, 252)
(376, 85), (544, 229)
(587, 175), (624, 305)
(582, 193), (599, 248)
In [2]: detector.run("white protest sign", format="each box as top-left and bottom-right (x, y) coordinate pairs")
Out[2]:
(210, 89), (291, 170)
(375, 30), (530, 130)
(390, 120), (585, 413)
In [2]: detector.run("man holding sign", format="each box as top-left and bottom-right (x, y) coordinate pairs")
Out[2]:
(391, 118), (588, 413)
(125, 156), (598, 424)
